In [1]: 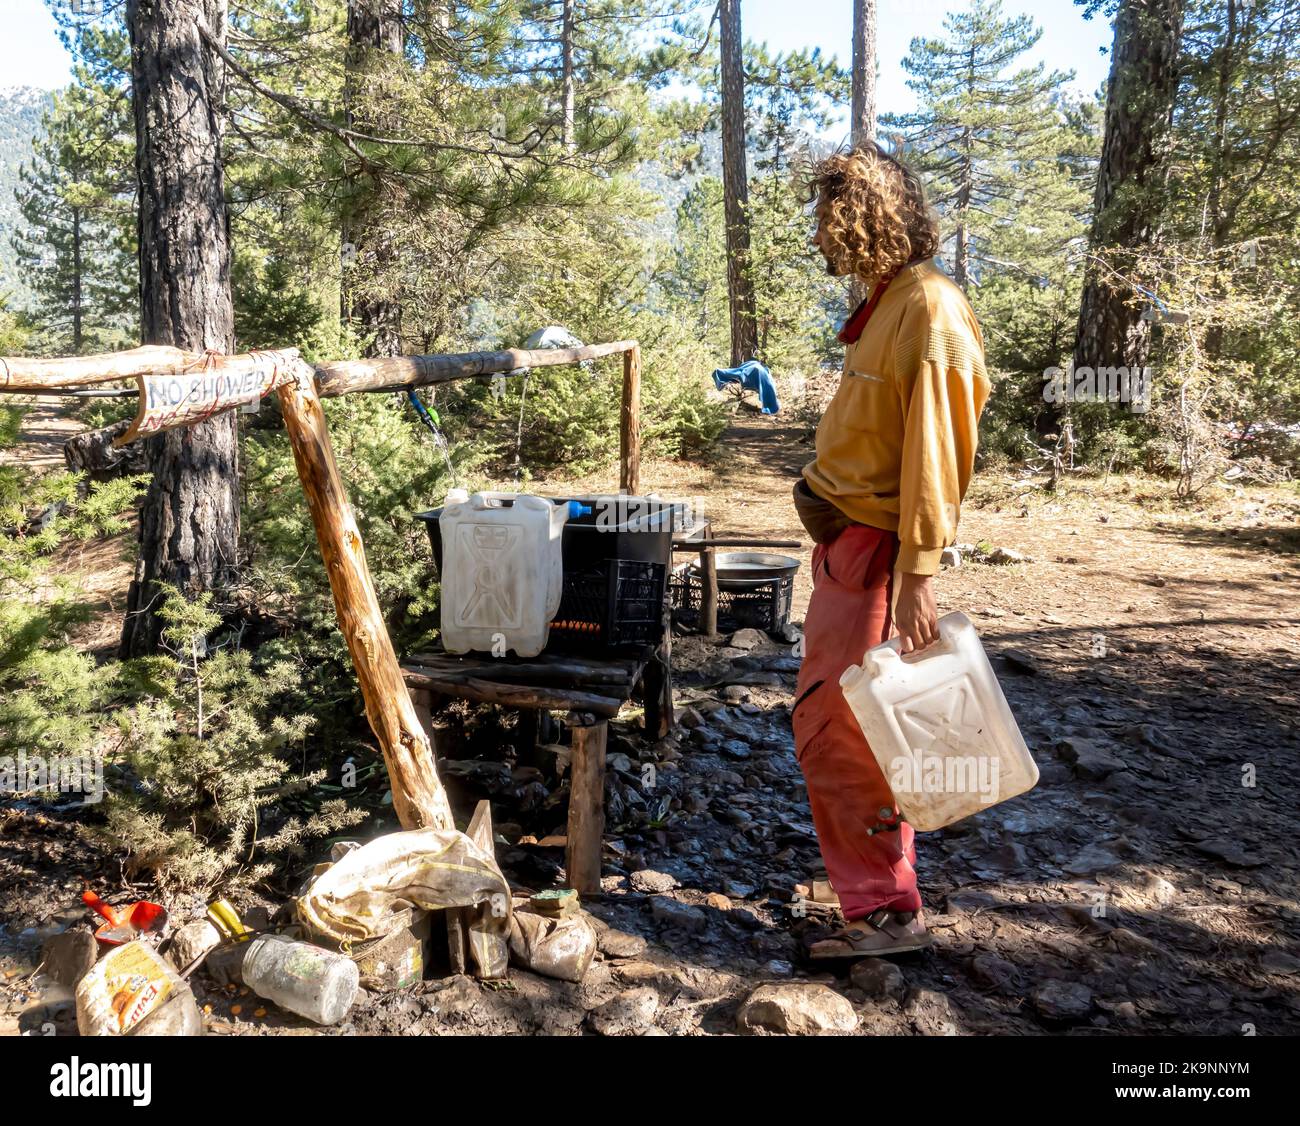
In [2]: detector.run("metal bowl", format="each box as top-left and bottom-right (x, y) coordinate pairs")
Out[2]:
(690, 551), (801, 590)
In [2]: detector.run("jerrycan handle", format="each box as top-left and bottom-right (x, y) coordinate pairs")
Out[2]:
(895, 610), (971, 664)
(861, 612), (964, 674)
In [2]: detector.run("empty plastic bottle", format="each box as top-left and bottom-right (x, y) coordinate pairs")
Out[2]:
(242, 933), (359, 1026)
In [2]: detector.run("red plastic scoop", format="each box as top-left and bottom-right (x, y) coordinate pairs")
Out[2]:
(82, 890), (168, 946)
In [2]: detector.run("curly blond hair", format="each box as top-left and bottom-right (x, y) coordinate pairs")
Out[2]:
(807, 143), (940, 285)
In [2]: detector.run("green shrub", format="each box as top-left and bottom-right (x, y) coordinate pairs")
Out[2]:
(98, 586), (365, 892)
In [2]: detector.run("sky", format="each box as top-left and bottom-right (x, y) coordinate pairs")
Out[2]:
(0, 0), (1114, 111)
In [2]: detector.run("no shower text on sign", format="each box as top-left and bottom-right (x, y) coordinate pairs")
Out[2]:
(115, 350), (294, 445)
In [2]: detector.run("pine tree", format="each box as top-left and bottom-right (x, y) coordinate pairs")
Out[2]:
(888, 0), (1081, 293)
(12, 23), (134, 352)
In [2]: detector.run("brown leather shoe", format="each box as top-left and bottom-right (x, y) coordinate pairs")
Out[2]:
(807, 908), (932, 960)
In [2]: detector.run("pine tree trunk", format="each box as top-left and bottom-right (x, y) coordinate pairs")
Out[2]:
(954, 120), (973, 291)
(719, 0), (758, 367)
(562, 0), (577, 154)
(850, 0), (877, 147)
(848, 0), (878, 307)
(1072, 0), (1185, 376)
(72, 208), (83, 353)
(120, 0), (239, 659)
(344, 0), (404, 359)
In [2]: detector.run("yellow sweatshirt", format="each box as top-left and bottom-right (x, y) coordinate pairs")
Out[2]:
(803, 260), (990, 576)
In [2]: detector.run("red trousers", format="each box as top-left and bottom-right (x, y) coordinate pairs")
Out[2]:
(793, 524), (922, 918)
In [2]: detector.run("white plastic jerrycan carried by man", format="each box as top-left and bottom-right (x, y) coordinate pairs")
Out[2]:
(439, 491), (586, 658)
(839, 611), (1038, 831)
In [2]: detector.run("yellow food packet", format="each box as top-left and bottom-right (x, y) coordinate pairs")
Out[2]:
(76, 941), (175, 1035)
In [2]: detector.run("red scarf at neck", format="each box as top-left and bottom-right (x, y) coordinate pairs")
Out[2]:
(838, 273), (897, 345)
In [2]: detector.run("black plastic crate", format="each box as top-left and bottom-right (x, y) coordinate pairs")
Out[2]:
(671, 569), (794, 634)
(549, 558), (668, 653)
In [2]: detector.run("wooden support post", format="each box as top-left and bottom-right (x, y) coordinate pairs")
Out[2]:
(565, 719), (607, 895)
(277, 364), (453, 832)
(699, 545), (718, 640)
(620, 344), (641, 495)
(642, 590), (673, 739)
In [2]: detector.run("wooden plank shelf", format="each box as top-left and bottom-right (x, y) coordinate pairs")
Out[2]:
(401, 645), (668, 896)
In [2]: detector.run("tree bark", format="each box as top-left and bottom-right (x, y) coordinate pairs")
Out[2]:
(344, 0), (404, 358)
(65, 419), (147, 483)
(72, 209), (83, 353)
(719, 0), (759, 367)
(561, 0), (577, 154)
(120, 0), (239, 658)
(1071, 0), (1185, 376)
(850, 0), (877, 147)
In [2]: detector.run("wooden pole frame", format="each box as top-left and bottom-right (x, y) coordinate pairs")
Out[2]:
(1, 339), (643, 829)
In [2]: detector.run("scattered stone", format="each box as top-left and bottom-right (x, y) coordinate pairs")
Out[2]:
(1056, 737), (1126, 780)
(204, 942), (247, 988)
(905, 988), (959, 1035)
(597, 929), (648, 960)
(677, 706), (706, 729)
(986, 547), (1028, 565)
(999, 649), (1039, 675)
(850, 959), (906, 1001)
(1140, 874), (1179, 907)
(168, 920), (222, 972)
(1032, 980), (1094, 1022)
(630, 869), (678, 894)
(721, 684), (751, 704)
(940, 546), (962, 569)
(729, 629), (767, 651)
(1191, 839), (1264, 868)
(945, 889), (1000, 913)
(736, 983), (858, 1035)
(704, 892), (732, 912)
(969, 953), (1018, 992)
(975, 842), (1029, 874)
(720, 739), (752, 761)
(1064, 842), (1122, 876)
(589, 986), (660, 1036)
(650, 898), (708, 933)
(41, 928), (97, 988)
(722, 879), (756, 899)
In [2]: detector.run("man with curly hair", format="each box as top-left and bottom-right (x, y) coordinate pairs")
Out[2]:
(793, 142), (990, 959)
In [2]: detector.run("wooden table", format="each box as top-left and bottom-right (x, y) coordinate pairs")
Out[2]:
(402, 646), (670, 896)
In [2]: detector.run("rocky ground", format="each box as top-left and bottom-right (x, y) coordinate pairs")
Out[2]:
(2, 408), (1298, 1036)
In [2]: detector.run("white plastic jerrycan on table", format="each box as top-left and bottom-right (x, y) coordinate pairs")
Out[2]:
(439, 491), (571, 657)
(839, 611), (1038, 831)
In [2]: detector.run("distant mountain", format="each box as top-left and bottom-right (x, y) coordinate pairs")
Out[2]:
(0, 86), (53, 308)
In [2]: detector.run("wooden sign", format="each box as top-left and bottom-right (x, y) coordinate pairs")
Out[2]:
(114, 348), (296, 446)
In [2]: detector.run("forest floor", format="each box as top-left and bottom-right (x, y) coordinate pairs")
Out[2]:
(2, 401), (1299, 1036)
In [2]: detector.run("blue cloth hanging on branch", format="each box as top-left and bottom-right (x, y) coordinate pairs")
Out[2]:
(712, 359), (780, 414)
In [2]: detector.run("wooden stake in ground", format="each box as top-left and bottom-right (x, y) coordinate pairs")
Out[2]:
(277, 361), (453, 831)
(620, 344), (641, 495)
(565, 719), (608, 895)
